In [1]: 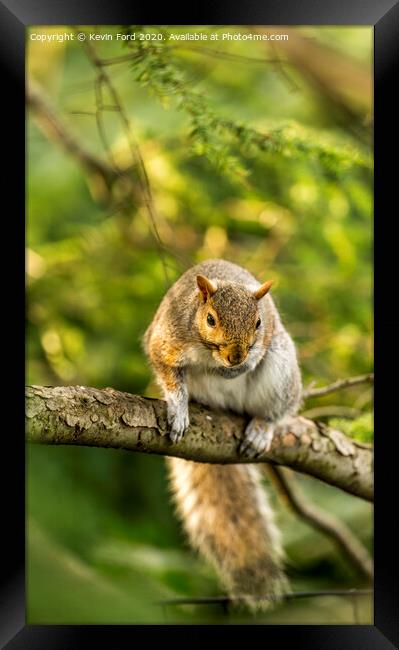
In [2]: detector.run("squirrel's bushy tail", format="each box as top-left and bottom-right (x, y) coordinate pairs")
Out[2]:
(166, 457), (288, 609)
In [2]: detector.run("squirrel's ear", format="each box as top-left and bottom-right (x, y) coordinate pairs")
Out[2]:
(253, 280), (273, 300)
(197, 275), (217, 302)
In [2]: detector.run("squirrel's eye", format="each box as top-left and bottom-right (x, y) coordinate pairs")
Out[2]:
(256, 318), (261, 329)
(207, 313), (216, 327)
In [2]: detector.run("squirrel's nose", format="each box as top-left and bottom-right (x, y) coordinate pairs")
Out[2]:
(227, 351), (245, 365)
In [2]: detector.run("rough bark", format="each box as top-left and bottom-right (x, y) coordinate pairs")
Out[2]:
(25, 385), (373, 502)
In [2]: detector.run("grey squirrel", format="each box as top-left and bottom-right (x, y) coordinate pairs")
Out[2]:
(143, 259), (302, 607)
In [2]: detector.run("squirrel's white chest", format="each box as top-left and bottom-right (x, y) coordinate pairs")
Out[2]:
(186, 358), (276, 418)
(186, 369), (248, 414)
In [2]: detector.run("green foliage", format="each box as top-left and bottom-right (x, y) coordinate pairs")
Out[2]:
(27, 25), (373, 624)
(330, 410), (373, 444)
(129, 35), (247, 178)
(127, 30), (372, 180)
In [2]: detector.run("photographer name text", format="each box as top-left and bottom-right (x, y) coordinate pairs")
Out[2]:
(30, 31), (289, 43)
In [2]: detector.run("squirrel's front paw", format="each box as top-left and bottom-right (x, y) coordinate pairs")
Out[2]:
(167, 405), (190, 444)
(239, 418), (275, 459)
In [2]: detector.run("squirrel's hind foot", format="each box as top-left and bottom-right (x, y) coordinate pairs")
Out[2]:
(239, 418), (275, 459)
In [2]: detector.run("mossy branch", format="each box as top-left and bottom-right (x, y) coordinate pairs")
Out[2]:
(26, 385), (373, 502)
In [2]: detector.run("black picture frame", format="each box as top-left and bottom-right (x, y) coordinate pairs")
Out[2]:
(2, 0), (398, 647)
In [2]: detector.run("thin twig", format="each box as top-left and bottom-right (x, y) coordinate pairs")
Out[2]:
(157, 589), (372, 606)
(27, 84), (191, 272)
(266, 465), (373, 580)
(267, 40), (300, 93)
(303, 373), (374, 399)
(27, 81), (116, 190)
(27, 81), (143, 211)
(93, 75), (119, 172)
(78, 32), (170, 287)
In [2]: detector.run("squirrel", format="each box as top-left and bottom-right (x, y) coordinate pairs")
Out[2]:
(143, 258), (302, 608)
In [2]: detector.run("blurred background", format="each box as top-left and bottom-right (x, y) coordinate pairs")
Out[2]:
(26, 25), (373, 624)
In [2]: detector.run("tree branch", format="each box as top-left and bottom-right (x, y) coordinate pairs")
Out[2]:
(25, 385), (373, 502)
(265, 465), (373, 580)
(27, 81), (118, 191)
(303, 373), (374, 399)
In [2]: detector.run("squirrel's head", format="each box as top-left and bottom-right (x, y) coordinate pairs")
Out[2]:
(195, 274), (273, 368)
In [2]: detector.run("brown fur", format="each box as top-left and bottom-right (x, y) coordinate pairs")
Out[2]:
(143, 259), (274, 376)
(166, 458), (287, 607)
(143, 259), (301, 607)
